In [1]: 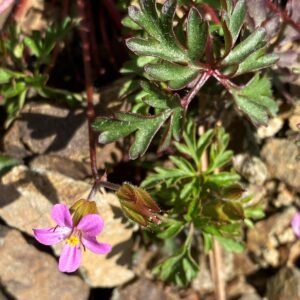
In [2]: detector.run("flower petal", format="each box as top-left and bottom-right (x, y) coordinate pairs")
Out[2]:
(33, 227), (71, 245)
(51, 204), (73, 228)
(0, 0), (14, 14)
(77, 214), (104, 236)
(292, 212), (300, 238)
(58, 243), (81, 273)
(82, 236), (112, 254)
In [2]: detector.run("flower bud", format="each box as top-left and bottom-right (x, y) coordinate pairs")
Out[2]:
(70, 199), (98, 225)
(116, 183), (161, 227)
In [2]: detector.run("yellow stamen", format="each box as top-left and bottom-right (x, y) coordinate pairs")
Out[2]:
(67, 236), (80, 247)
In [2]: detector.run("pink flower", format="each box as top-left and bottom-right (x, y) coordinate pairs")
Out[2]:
(0, 0), (14, 14)
(33, 204), (112, 273)
(291, 212), (300, 238)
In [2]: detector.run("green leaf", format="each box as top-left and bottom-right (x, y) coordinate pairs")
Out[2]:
(222, 27), (266, 66)
(0, 155), (20, 176)
(141, 167), (190, 187)
(245, 206), (265, 220)
(2, 82), (27, 98)
(156, 220), (184, 239)
(24, 36), (41, 57)
(207, 172), (240, 187)
(216, 236), (245, 252)
(203, 233), (213, 253)
(228, 0), (246, 44)
(169, 156), (195, 173)
(121, 56), (157, 75)
(141, 81), (184, 141)
(122, 16), (142, 30)
(94, 111), (171, 159)
(0, 68), (16, 84)
(235, 48), (279, 76)
(187, 8), (208, 62)
(223, 201), (244, 220)
(145, 62), (199, 89)
(153, 238), (199, 286)
(196, 128), (214, 161)
(127, 0), (187, 63)
(232, 74), (278, 125)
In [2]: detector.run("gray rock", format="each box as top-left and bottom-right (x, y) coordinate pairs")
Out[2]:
(3, 78), (126, 169)
(267, 267), (300, 300)
(112, 278), (167, 300)
(262, 139), (300, 191)
(0, 225), (90, 300)
(30, 154), (90, 180)
(233, 154), (269, 185)
(247, 207), (296, 267)
(273, 182), (297, 208)
(256, 117), (283, 139)
(0, 165), (135, 287)
(239, 293), (262, 300)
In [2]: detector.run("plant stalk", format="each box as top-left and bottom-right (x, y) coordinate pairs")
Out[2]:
(181, 71), (211, 110)
(77, 0), (99, 187)
(199, 125), (226, 300)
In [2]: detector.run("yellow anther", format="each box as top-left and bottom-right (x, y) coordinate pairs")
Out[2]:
(67, 236), (80, 247)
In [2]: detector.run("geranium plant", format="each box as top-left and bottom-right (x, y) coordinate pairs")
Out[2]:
(3, 0), (295, 297)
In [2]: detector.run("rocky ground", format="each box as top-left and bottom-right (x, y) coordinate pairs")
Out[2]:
(0, 79), (300, 300)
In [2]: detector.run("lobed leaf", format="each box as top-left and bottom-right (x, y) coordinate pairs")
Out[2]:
(232, 74), (278, 125)
(94, 111), (171, 159)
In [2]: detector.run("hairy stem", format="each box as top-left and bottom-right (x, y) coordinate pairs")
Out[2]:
(77, 0), (99, 184)
(181, 71), (211, 110)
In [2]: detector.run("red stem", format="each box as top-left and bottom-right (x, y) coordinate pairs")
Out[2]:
(201, 3), (221, 24)
(101, 0), (122, 30)
(267, 0), (300, 34)
(77, 0), (99, 183)
(181, 71), (211, 110)
(213, 70), (238, 90)
(86, 0), (103, 76)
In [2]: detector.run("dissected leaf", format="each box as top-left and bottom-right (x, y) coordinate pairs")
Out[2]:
(153, 237), (199, 286)
(94, 111), (171, 159)
(232, 74), (278, 125)
(127, 0), (186, 63)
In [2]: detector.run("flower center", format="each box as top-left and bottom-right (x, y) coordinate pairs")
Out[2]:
(67, 235), (80, 247)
